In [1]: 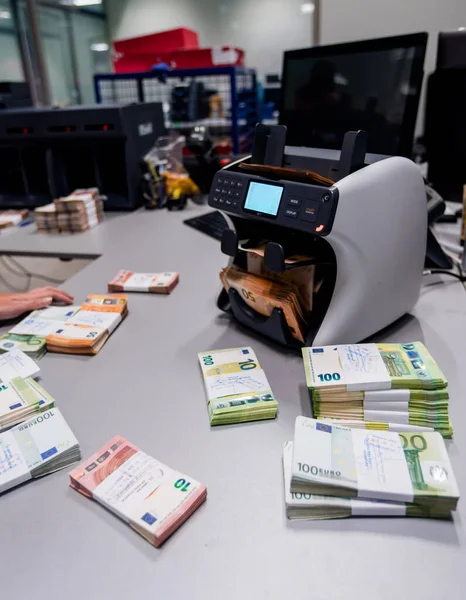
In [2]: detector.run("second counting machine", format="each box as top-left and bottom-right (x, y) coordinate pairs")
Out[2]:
(208, 125), (428, 349)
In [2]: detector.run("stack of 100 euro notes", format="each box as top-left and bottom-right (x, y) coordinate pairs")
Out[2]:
(198, 347), (278, 425)
(0, 408), (80, 494)
(0, 377), (55, 431)
(302, 342), (452, 437)
(283, 416), (459, 520)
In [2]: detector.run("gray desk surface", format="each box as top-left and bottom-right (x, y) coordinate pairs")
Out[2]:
(0, 212), (126, 259)
(1, 207), (466, 600)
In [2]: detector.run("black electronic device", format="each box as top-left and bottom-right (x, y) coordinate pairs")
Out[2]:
(184, 210), (228, 240)
(171, 82), (211, 122)
(0, 82), (32, 109)
(184, 125), (221, 193)
(0, 103), (166, 210)
(425, 68), (466, 202)
(437, 29), (466, 68)
(280, 32), (427, 157)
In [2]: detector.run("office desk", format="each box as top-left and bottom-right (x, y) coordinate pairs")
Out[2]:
(0, 212), (126, 259)
(1, 207), (466, 600)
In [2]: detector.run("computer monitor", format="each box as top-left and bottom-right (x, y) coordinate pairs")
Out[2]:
(280, 33), (428, 157)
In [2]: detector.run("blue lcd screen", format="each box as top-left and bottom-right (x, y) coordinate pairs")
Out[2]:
(244, 181), (283, 217)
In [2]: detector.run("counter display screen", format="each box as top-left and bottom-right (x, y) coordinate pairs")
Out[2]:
(243, 181), (284, 217)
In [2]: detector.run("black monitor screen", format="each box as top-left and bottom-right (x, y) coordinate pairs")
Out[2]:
(280, 33), (427, 157)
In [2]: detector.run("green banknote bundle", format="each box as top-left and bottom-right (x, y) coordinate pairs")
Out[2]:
(290, 416), (459, 512)
(198, 346), (278, 425)
(0, 376), (55, 432)
(282, 441), (452, 519)
(302, 342), (452, 438)
(0, 333), (46, 360)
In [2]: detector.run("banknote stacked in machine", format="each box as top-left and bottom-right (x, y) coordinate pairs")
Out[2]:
(0, 408), (80, 494)
(108, 270), (179, 294)
(283, 416), (459, 520)
(10, 296), (128, 355)
(302, 342), (452, 438)
(35, 187), (104, 233)
(219, 244), (318, 345)
(198, 346), (278, 425)
(69, 436), (207, 547)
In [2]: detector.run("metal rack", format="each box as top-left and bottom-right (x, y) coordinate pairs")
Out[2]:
(94, 66), (259, 154)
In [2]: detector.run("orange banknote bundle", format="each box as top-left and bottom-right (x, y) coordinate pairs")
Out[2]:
(46, 294), (128, 355)
(220, 266), (308, 344)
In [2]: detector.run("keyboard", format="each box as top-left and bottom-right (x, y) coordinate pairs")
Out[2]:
(184, 210), (228, 241)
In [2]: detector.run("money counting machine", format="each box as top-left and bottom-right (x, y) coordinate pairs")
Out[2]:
(208, 125), (427, 348)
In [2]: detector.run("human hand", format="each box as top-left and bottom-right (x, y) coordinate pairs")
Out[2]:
(0, 286), (74, 321)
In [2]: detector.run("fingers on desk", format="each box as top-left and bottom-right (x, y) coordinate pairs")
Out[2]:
(25, 286), (74, 304)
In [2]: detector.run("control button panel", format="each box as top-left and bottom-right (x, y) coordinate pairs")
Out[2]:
(209, 173), (247, 211)
(208, 170), (339, 235)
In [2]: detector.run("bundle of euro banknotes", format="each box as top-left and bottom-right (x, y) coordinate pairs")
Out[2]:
(35, 187), (104, 233)
(108, 270), (179, 294)
(0, 333), (47, 360)
(0, 408), (80, 494)
(0, 348), (57, 432)
(302, 342), (452, 438)
(0, 209), (29, 229)
(198, 346), (278, 425)
(219, 243), (320, 344)
(283, 416), (459, 519)
(10, 295), (128, 355)
(0, 348), (41, 382)
(69, 436), (207, 547)
(0, 376), (55, 432)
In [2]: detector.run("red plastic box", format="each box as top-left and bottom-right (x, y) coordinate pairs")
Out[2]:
(171, 47), (245, 69)
(114, 28), (199, 57)
(113, 47), (245, 74)
(113, 53), (172, 74)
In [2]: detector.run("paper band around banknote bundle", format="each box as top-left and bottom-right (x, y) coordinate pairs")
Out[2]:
(303, 342), (447, 391)
(69, 436), (207, 547)
(198, 346), (278, 425)
(291, 416), (459, 508)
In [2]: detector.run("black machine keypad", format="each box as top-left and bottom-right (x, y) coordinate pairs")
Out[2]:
(211, 176), (246, 209)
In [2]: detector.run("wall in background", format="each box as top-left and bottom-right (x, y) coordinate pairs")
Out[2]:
(321, 0), (466, 134)
(105, 0), (313, 79)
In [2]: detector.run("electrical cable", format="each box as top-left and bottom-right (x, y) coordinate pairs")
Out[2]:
(0, 269), (30, 292)
(6, 255), (65, 283)
(1, 255), (65, 285)
(423, 269), (466, 282)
